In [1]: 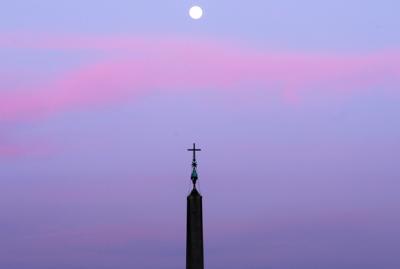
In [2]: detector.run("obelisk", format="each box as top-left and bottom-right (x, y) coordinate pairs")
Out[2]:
(186, 143), (204, 269)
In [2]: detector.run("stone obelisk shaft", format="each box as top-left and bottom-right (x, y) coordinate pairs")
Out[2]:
(186, 188), (204, 269)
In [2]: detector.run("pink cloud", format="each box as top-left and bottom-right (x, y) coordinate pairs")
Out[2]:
(0, 144), (44, 158)
(0, 144), (28, 157)
(0, 137), (55, 158)
(0, 34), (399, 121)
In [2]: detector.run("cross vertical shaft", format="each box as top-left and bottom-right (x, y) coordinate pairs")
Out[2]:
(188, 143), (201, 162)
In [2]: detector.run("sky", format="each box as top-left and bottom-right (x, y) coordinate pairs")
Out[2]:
(1, 1), (400, 268)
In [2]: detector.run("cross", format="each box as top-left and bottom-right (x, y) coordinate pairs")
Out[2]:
(187, 143), (201, 162)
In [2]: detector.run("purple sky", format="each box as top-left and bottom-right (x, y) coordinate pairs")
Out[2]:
(1, 1), (400, 268)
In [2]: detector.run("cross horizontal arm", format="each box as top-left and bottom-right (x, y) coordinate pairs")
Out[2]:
(188, 143), (201, 152)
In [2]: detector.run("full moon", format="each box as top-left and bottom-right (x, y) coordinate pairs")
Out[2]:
(189, 6), (203, 20)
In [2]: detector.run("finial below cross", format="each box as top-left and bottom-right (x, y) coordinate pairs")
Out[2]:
(187, 143), (201, 162)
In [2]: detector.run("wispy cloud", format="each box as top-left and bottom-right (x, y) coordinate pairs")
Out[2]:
(0, 34), (399, 121)
(0, 142), (52, 158)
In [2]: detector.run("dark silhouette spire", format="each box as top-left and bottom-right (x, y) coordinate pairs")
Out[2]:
(186, 143), (204, 269)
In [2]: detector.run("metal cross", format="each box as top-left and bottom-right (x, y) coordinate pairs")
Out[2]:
(187, 143), (201, 162)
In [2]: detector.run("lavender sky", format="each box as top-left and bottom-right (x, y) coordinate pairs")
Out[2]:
(1, 1), (400, 268)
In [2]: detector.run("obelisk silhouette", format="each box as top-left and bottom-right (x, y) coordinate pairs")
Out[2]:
(186, 143), (204, 269)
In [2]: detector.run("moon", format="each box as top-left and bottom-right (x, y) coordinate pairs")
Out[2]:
(189, 6), (203, 20)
